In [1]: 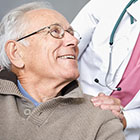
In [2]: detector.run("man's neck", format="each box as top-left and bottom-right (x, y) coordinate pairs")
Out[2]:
(18, 76), (70, 103)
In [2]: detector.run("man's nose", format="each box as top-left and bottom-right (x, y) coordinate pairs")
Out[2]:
(63, 32), (80, 47)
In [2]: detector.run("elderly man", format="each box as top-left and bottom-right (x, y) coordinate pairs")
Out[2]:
(0, 1), (125, 140)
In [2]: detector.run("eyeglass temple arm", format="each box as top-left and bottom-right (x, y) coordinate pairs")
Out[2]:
(16, 27), (46, 42)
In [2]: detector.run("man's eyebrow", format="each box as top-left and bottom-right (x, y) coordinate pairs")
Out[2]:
(67, 26), (74, 30)
(52, 23), (73, 30)
(52, 22), (60, 25)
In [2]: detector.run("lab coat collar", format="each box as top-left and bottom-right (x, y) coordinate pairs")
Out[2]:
(127, 0), (140, 21)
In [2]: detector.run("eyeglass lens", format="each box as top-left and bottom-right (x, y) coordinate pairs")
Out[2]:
(48, 24), (81, 40)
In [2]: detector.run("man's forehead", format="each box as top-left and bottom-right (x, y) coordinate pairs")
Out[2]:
(25, 9), (68, 25)
(25, 8), (57, 17)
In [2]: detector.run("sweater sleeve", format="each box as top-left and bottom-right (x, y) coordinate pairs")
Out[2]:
(96, 115), (125, 140)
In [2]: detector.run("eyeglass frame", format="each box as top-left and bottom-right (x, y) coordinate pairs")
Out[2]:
(16, 23), (81, 42)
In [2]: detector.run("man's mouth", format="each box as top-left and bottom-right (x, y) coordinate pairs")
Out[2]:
(58, 55), (76, 60)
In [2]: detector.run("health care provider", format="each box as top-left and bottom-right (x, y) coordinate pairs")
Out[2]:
(71, 0), (140, 139)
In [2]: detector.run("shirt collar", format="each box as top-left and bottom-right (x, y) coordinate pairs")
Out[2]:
(17, 80), (40, 106)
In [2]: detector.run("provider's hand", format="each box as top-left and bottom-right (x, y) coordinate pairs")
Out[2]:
(91, 93), (126, 129)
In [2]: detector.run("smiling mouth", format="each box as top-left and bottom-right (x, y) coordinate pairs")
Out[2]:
(58, 55), (76, 60)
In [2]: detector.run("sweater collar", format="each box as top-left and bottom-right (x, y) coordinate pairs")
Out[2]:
(0, 69), (84, 99)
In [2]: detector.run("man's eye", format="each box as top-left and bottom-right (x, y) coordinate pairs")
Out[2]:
(51, 28), (61, 34)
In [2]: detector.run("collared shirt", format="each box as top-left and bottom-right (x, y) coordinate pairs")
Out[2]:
(17, 80), (40, 106)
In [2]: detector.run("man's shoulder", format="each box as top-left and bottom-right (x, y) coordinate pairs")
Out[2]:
(79, 93), (117, 122)
(70, 93), (124, 135)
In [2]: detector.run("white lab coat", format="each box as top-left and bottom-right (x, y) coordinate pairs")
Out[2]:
(71, 0), (140, 139)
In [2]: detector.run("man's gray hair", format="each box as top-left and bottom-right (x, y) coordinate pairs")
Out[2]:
(0, 1), (53, 70)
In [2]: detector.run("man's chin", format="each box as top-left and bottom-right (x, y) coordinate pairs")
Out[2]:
(68, 72), (79, 81)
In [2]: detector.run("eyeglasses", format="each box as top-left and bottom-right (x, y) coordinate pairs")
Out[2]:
(16, 23), (81, 42)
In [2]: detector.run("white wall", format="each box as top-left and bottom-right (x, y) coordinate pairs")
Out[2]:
(0, 0), (89, 22)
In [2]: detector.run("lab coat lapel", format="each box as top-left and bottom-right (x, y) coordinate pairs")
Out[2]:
(127, 0), (140, 21)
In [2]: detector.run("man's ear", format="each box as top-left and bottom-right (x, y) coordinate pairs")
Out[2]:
(5, 40), (25, 68)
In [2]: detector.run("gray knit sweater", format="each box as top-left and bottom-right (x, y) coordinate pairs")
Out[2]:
(0, 70), (125, 140)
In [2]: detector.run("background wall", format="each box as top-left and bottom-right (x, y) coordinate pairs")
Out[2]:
(0, 0), (89, 22)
